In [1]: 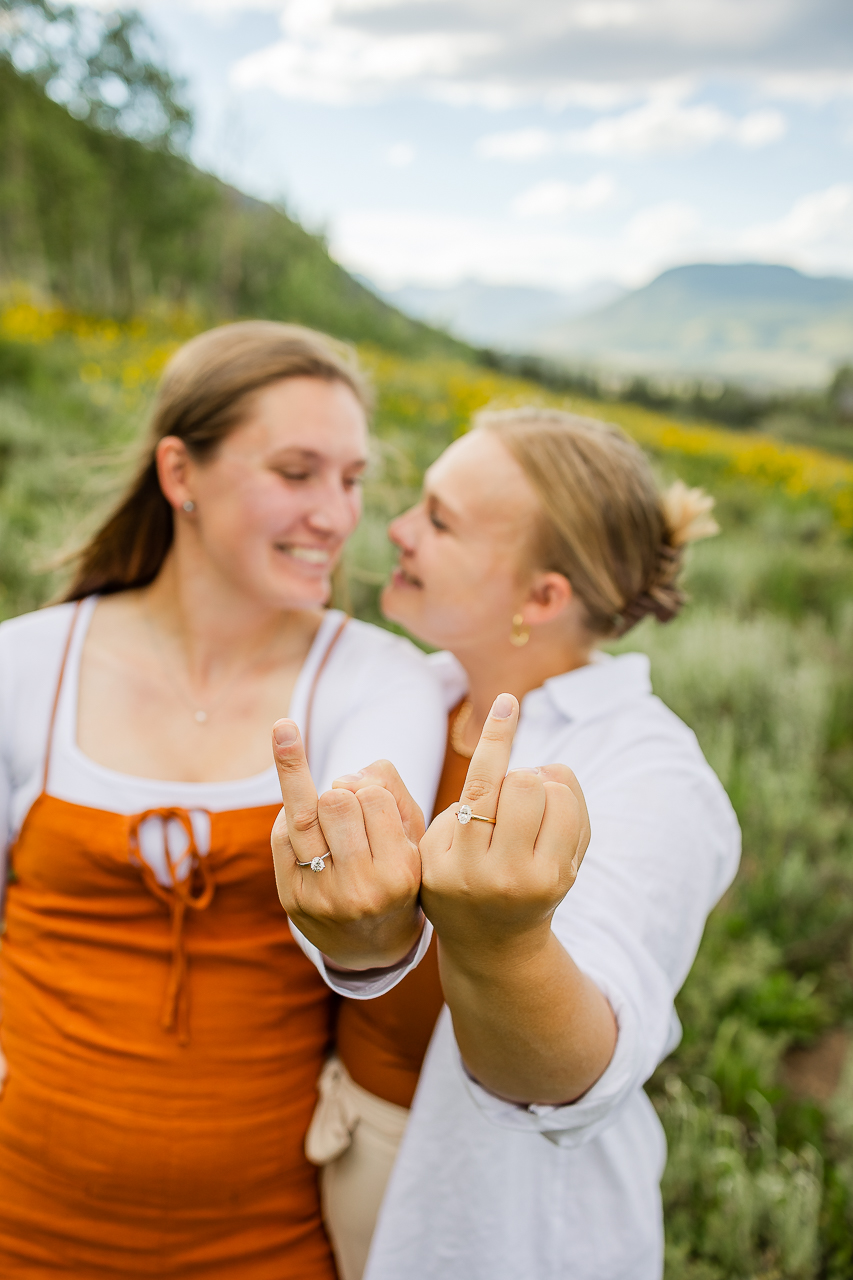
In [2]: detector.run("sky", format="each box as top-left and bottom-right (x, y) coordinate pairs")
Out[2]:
(125, 0), (853, 293)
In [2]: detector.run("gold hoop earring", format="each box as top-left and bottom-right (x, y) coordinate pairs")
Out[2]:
(510, 613), (530, 647)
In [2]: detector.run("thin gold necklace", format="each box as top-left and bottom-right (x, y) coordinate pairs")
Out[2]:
(144, 607), (278, 725)
(450, 698), (475, 759)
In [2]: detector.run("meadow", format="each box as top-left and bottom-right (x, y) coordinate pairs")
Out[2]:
(2, 300), (853, 1278)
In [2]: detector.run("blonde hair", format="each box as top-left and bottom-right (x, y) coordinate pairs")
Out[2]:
(475, 406), (718, 638)
(63, 321), (369, 601)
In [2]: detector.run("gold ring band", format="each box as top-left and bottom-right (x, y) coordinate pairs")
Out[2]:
(457, 804), (496, 826)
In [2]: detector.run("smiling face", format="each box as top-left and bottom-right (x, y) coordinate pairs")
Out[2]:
(382, 429), (544, 651)
(174, 376), (368, 610)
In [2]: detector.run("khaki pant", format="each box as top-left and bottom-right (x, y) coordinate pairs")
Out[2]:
(306, 1057), (409, 1280)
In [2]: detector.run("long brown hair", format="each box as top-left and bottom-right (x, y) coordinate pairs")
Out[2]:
(63, 321), (370, 601)
(476, 406), (719, 637)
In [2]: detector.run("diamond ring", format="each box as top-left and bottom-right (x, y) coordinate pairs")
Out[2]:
(457, 804), (496, 826)
(297, 854), (330, 872)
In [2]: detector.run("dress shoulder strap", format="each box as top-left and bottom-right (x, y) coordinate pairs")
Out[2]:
(41, 600), (84, 795)
(303, 613), (350, 764)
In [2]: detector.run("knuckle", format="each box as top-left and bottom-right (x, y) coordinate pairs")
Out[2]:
(462, 773), (495, 805)
(287, 805), (321, 836)
(357, 783), (391, 807)
(318, 789), (354, 817)
(543, 778), (572, 801)
(541, 763), (575, 785)
(488, 870), (519, 900)
(504, 771), (542, 798)
(277, 751), (306, 772)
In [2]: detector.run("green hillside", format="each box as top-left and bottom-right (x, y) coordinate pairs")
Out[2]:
(537, 263), (853, 389)
(0, 59), (466, 357)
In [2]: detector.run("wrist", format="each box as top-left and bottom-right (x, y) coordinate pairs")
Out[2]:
(438, 920), (554, 984)
(323, 919), (426, 975)
(315, 905), (425, 971)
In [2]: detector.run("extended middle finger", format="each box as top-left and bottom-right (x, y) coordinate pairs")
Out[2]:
(537, 764), (591, 863)
(488, 768), (547, 870)
(317, 788), (372, 879)
(333, 759), (426, 845)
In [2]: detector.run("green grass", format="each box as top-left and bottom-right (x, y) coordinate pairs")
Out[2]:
(2, 331), (853, 1279)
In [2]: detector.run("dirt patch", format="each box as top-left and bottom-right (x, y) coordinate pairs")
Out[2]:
(782, 1029), (850, 1103)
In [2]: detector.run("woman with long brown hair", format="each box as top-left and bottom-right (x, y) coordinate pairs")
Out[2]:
(271, 406), (740, 1280)
(0, 321), (446, 1276)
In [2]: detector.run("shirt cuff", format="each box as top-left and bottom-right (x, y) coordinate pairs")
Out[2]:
(459, 966), (643, 1149)
(288, 916), (434, 998)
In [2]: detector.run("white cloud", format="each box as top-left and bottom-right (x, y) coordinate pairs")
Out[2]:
(565, 100), (786, 154)
(330, 208), (598, 290)
(477, 128), (553, 160)
(738, 183), (853, 272)
(511, 174), (616, 218)
(734, 109), (788, 147)
(332, 185), (853, 294)
(386, 141), (415, 166)
(759, 71), (853, 104)
(625, 200), (702, 248)
(479, 98), (786, 161)
(330, 201), (714, 291)
(213, 0), (852, 109)
(231, 3), (498, 105)
(571, 2), (640, 31)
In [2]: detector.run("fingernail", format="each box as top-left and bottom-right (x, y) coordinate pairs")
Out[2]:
(273, 720), (298, 748)
(335, 772), (364, 785)
(491, 693), (514, 719)
(509, 767), (540, 774)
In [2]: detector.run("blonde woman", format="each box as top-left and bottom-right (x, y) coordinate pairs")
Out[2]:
(0, 322), (445, 1277)
(271, 408), (740, 1280)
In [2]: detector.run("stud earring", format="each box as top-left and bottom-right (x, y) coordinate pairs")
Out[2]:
(182, 500), (195, 513)
(510, 613), (530, 647)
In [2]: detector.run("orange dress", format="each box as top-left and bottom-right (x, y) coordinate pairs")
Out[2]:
(0, 620), (338, 1278)
(335, 706), (470, 1108)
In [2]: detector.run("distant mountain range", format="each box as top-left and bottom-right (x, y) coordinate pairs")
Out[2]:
(374, 264), (853, 388)
(372, 279), (627, 352)
(536, 264), (853, 388)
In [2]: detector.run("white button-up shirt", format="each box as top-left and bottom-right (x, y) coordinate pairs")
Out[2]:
(361, 649), (741, 1280)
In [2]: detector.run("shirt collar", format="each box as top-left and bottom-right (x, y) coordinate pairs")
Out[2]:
(429, 648), (652, 725)
(533, 651), (652, 726)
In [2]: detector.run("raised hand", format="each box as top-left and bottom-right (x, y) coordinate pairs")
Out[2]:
(270, 719), (425, 970)
(331, 695), (611, 1104)
(419, 693), (590, 969)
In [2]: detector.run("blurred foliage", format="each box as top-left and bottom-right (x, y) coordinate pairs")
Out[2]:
(4, 312), (853, 1280)
(483, 351), (853, 462)
(0, 0), (193, 147)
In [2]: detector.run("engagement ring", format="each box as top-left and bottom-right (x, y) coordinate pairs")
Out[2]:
(297, 855), (330, 872)
(457, 804), (496, 826)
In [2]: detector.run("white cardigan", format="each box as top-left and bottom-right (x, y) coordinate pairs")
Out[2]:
(360, 649), (741, 1280)
(0, 599), (446, 995)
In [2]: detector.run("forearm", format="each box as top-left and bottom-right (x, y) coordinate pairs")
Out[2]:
(438, 928), (617, 1106)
